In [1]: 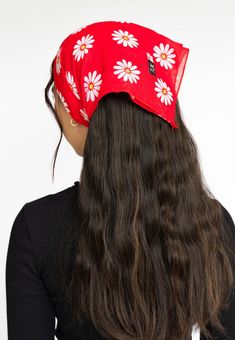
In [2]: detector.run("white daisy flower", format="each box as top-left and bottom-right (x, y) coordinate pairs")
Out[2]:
(55, 47), (62, 75)
(154, 78), (173, 105)
(153, 43), (176, 70)
(80, 108), (89, 122)
(113, 59), (140, 83)
(65, 71), (80, 100)
(84, 70), (102, 102)
(56, 89), (70, 112)
(72, 34), (95, 62)
(111, 29), (139, 48)
(71, 25), (87, 34)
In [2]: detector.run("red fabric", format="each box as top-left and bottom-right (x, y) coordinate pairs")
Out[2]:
(52, 20), (190, 129)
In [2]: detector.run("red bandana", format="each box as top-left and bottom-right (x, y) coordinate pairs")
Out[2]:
(52, 20), (189, 129)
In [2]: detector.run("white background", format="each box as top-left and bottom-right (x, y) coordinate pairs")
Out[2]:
(1, 0), (235, 339)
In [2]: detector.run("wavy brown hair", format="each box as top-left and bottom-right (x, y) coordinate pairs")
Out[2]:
(45, 60), (235, 340)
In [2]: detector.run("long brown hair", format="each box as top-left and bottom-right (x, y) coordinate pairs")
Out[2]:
(45, 60), (235, 340)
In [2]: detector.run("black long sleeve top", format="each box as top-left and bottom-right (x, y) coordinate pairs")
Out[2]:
(5, 181), (235, 339)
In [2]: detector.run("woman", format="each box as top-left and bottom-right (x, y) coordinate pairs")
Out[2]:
(6, 20), (235, 340)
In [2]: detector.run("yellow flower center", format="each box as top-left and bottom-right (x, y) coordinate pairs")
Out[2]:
(89, 83), (94, 90)
(161, 53), (167, 60)
(122, 35), (129, 40)
(80, 44), (86, 50)
(162, 88), (167, 95)
(125, 67), (131, 74)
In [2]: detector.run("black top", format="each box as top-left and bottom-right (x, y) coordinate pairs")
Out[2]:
(5, 181), (235, 340)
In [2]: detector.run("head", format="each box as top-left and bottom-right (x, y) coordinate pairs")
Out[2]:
(49, 20), (190, 173)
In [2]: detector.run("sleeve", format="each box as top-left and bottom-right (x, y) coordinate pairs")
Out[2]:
(5, 205), (56, 340)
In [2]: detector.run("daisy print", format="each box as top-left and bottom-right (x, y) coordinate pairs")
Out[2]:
(154, 78), (173, 105)
(55, 47), (62, 75)
(72, 34), (95, 62)
(71, 25), (87, 34)
(80, 108), (89, 122)
(56, 90), (70, 112)
(65, 71), (80, 100)
(111, 29), (139, 48)
(153, 43), (176, 70)
(113, 59), (140, 83)
(84, 70), (102, 102)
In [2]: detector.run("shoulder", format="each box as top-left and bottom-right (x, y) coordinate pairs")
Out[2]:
(22, 181), (79, 222)
(21, 180), (80, 245)
(220, 202), (235, 228)
(218, 200), (235, 238)
(216, 200), (235, 277)
(11, 181), (80, 275)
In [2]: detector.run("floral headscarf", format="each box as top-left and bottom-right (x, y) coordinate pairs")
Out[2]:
(52, 20), (190, 129)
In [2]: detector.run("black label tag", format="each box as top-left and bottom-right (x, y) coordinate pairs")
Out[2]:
(147, 52), (156, 76)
